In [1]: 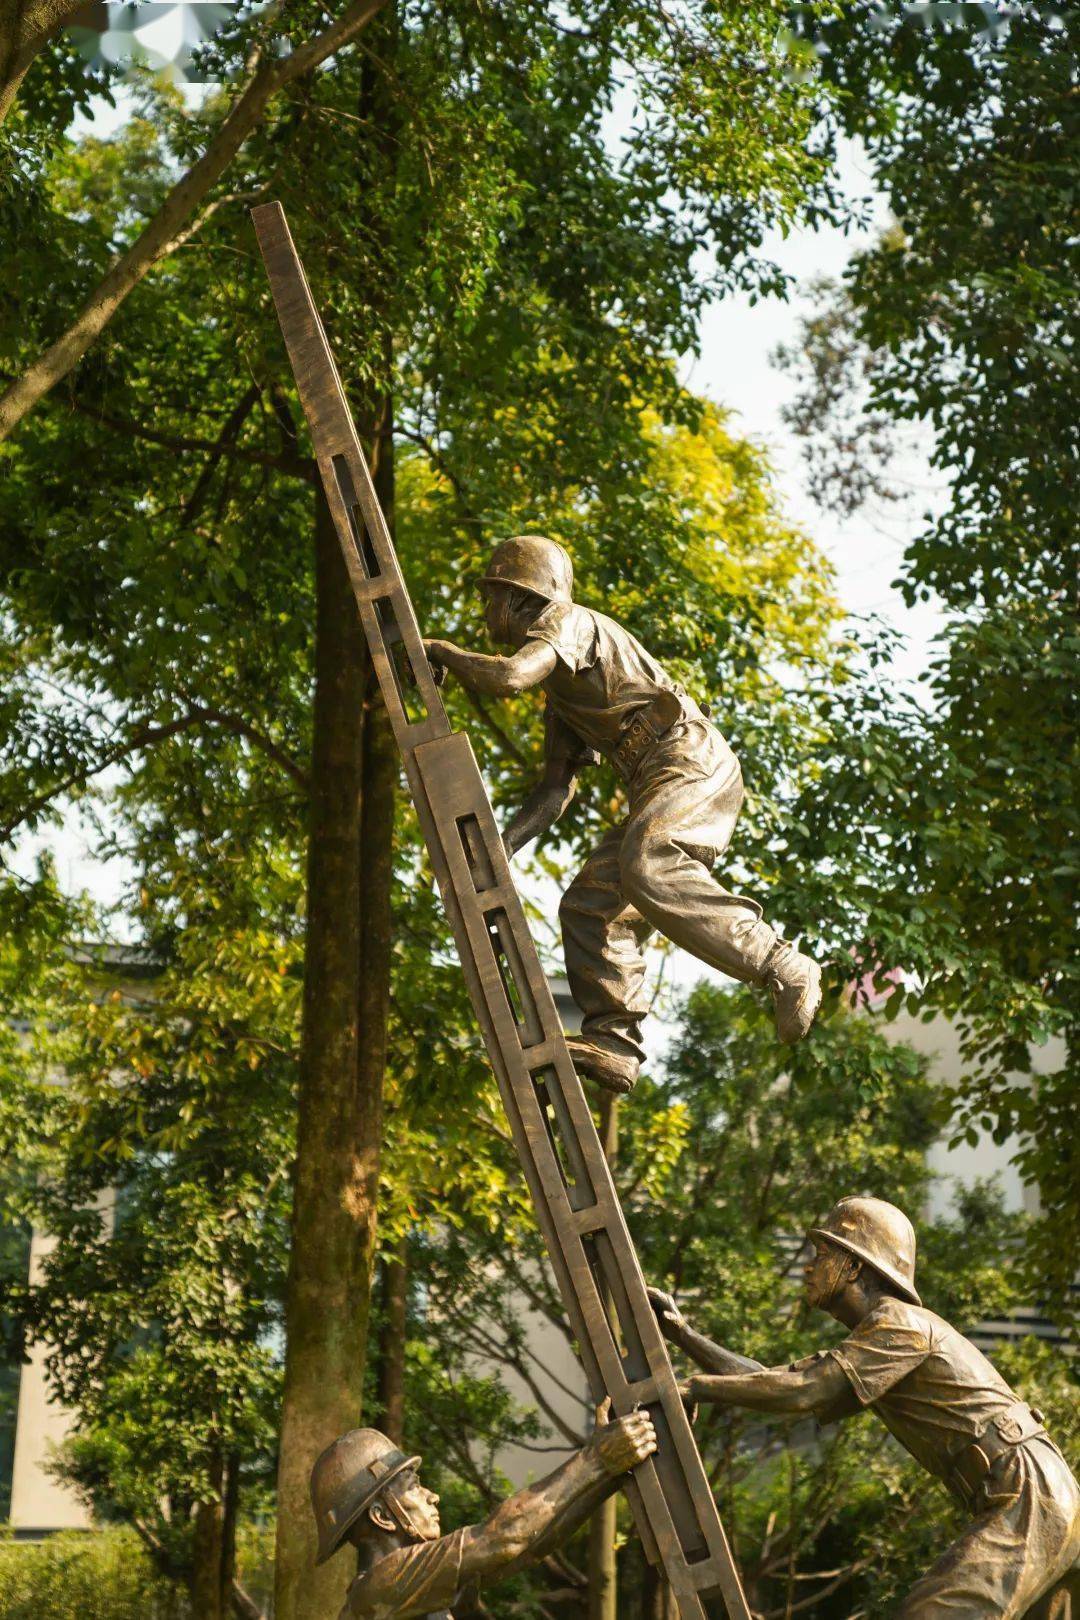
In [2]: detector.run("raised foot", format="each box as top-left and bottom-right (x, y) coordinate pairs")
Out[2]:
(764, 945), (822, 1045)
(565, 1038), (639, 1095)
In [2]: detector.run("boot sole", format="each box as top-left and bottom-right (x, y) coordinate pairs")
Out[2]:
(565, 1042), (638, 1094)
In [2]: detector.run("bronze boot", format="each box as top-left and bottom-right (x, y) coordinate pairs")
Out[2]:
(763, 943), (822, 1045)
(565, 1038), (639, 1094)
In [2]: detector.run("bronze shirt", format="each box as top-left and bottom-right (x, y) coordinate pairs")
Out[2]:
(826, 1297), (1025, 1487)
(526, 602), (689, 758)
(342, 1526), (471, 1620)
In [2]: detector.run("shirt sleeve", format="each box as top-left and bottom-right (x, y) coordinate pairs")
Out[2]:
(344, 1528), (468, 1619)
(544, 703), (600, 769)
(526, 602), (597, 674)
(828, 1311), (931, 1407)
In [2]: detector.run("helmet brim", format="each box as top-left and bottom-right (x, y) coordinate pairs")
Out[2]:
(807, 1229), (920, 1305)
(315, 1451), (421, 1564)
(478, 573), (551, 599)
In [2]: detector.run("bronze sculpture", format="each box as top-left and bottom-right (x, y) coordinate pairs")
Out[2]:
(254, 208), (752, 1618)
(422, 535), (822, 1094)
(310, 1405), (657, 1618)
(650, 1196), (1080, 1618)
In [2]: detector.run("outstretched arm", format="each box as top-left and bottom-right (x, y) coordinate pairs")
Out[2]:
(647, 1288), (765, 1376)
(458, 1408), (656, 1583)
(423, 638), (557, 697)
(685, 1356), (853, 1419)
(503, 752), (579, 859)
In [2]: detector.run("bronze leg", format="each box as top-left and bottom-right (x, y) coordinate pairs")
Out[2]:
(560, 821), (655, 1064)
(894, 1448), (1080, 1620)
(618, 744), (776, 987)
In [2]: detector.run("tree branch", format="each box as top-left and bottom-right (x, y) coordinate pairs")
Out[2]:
(1, 704), (308, 843)
(0, 0), (387, 441)
(0, 373), (315, 474)
(463, 688), (531, 769)
(229, 1579), (267, 1620)
(0, 0), (88, 124)
(179, 382), (262, 527)
(186, 703), (309, 788)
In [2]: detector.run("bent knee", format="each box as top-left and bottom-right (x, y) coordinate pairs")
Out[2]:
(558, 880), (588, 926)
(558, 874), (611, 931)
(619, 837), (680, 912)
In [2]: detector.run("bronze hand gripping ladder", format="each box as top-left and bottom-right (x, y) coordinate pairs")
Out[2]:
(252, 201), (750, 1620)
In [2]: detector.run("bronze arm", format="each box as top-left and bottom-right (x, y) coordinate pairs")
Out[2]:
(422, 638), (557, 697)
(457, 1410), (656, 1583)
(503, 752), (580, 858)
(685, 1358), (851, 1419)
(646, 1287), (765, 1377)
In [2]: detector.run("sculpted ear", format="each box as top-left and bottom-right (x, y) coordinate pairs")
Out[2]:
(368, 1500), (397, 1534)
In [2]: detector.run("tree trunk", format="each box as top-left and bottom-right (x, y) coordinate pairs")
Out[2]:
(639, 1556), (676, 1620)
(273, 462), (396, 1619)
(0, 0), (86, 126)
(376, 1237), (408, 1445)
(190, 1455), (229, 1620)
(588, 1094), (619, 1620)
(273, 15), (398, 1614)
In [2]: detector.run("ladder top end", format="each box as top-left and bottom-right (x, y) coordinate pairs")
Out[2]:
(250, 199), (286, 230)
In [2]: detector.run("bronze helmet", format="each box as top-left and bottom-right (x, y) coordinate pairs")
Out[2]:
(480, 536), (573, 605)
(310, 1428), (421, 1565)
(808, 1196), (920, 1305)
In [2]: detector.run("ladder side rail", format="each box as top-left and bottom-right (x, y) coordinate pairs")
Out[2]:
(252, 201), (447, 750)
(320, 452), (448, 752)
(412, 764), (688, 1585)
(402, 756), (610, 1414)
(409, 757), (668, 1581)
(413, 736), (739, 1587)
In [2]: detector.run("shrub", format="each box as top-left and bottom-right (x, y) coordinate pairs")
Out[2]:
(0, 1528), (185, 1619)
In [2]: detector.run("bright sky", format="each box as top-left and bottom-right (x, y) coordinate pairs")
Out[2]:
(34, 68), (945, 942)
(689, 137), (947, 683)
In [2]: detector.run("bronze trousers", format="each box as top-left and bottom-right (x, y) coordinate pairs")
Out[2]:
(895, 1440), (1080, 1619)
(559, 718), (777, 1064)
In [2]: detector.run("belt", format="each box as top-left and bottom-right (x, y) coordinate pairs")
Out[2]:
(611, 690), (688, 782)
(947, 1401), (1049, 1507)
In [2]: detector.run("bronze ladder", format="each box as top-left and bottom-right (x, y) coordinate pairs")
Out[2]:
(252, 201), (750, 1620)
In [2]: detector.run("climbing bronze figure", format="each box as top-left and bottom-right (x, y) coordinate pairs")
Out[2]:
(311, 1405), (657, 1618)
(424, 534), (822, 1093)
(649, 1196), (1080, 1619)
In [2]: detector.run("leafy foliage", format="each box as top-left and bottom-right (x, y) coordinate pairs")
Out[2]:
(774, 6), (1079, 1325)
(0, 4), (1073, 1610)
(0, 1524), (272, 1619)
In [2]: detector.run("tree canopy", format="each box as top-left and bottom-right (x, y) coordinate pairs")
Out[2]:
(0, 4), (1074, 1616)
(775, 3), (1078, 1324)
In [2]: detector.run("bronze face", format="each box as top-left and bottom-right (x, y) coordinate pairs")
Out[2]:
(387, 1469), (441, 1542)
(481, 581), (539, 648)
(802, 1236), (856, 1311)
(481, 581), (516, 646)
(808, 1195), (920, 1304)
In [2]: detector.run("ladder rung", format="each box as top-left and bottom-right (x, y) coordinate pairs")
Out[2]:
(522, 1038), (560, 1070)
(351, 576), (397, 603)
(462, 881), (522, 916)
(402, 719), (451, 750)
(624, 1377), (660, 1407)
(568, 1203), (609, 1236)
(691, 1563), (723, 1592)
